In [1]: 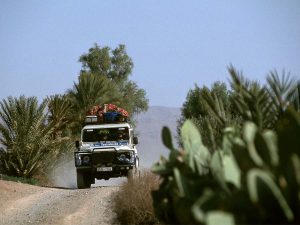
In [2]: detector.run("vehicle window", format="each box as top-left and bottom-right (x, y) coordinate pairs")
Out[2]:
(82, 128), (129, 142)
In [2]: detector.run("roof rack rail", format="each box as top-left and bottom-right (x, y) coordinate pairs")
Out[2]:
(84, 115), (129, 125)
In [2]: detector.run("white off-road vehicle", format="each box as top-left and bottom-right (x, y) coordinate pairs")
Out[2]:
(74, 116), (139, 189)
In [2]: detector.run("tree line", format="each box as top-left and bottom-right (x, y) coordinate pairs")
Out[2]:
(178, 66), (300, 149)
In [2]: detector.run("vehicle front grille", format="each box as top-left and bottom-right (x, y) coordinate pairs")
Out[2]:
(92, 149), (116, 164)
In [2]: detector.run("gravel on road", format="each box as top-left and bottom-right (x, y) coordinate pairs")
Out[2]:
(0, 180), (119, 225)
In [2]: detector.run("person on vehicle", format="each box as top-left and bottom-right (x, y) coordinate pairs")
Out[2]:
(118, 132), (123, 140)
(100, 133), (108, 142)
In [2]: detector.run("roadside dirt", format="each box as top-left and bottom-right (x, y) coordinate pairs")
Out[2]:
(0, 180), (119, 225)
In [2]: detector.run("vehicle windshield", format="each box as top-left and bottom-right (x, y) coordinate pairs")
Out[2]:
(82, 127), (129, 142)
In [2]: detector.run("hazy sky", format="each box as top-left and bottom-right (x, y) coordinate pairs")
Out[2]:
(1, 1), (300, 107)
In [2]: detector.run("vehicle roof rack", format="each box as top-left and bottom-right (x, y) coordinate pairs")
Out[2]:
(84, 115), (129, 125)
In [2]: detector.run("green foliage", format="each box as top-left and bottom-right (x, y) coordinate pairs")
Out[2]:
(68, 73), (120, 112)
(229, 66), (300, 130)
(179, 82), (236, 149)
(152, 107), (300, 224)
(229, 67), (275, 129)
(67, 73), (121, 135)
(152, 122), (216, 224)
(79, 44), (133, 84)
(78, 43), (148, 116)
(179, 66), (299, 150)
(120, 80), (149, 115)
(47, 94), (72, 139)
(0, 96), (69, 178)
(267, 70), (298, 114)
(155, 67), (300, 224)
(0, 174), (39, 185)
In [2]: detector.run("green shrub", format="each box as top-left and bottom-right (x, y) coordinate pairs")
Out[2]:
(0, 174), (39, 185)
(113, 170), (161, 225)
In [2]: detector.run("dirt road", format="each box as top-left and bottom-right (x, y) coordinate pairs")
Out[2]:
(0, 180), (119, 225)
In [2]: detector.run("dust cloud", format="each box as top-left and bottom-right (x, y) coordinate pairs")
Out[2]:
(48, 153), (77, 189)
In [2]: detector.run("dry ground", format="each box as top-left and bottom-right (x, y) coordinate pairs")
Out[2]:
(0, 180), (119, 225)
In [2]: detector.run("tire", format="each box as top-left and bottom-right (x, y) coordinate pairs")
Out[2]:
(134, 157), (140, 178)
(127, 169), (134, 179)
(127, 157), (139, 179)
(77, 171), (91, 189)
(127, 167), (140, 179)
(127, 164), (139, 180)
(135, 157), (139, 169)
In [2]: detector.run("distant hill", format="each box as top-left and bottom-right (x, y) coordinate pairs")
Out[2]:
(135, 106), (181, 168)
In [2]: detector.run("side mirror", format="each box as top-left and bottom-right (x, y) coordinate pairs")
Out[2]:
(75, 140), (80, 148)
(133, 137), (139, 145)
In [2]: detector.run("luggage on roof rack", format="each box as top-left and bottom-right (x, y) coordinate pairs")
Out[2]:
(84, 115), (128, 124)
(84, 104), (129, 124)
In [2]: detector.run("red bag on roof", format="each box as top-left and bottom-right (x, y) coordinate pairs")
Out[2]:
(87, 104), (129, 118)
(106, 103), (118, 112)
(118, 108), (129, 117)
(87, 105), (102, 115)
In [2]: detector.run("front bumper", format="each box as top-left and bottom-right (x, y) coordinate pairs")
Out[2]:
(74, 149), (136, 178)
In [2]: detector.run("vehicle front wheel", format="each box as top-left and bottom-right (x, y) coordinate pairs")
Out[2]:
(76, 171), (91, 189)
(127, 157), (139, 179)
(127, 169), (134, 179)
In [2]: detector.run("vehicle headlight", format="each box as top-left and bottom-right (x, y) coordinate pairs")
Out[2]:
(82, 155), (90, 164)
(117, 152), (135, 163)
(118, 154), (126, 161)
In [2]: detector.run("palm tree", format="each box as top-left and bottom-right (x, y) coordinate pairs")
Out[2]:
(228, 66), (274, 130)
(291, 82), (300, 111)
(67, 72), (121, 135)
(267, 70), (299, 115)
(47, 94), (72, 139)
(228, 66), (300, 130)
(0, 96), (62, 178)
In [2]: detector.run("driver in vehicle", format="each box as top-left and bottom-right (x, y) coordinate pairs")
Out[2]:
(100, 134), (108, 142)
(118, 132), (123, 140)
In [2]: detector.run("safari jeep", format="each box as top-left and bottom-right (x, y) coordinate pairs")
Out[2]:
(74, 116), (139, 189)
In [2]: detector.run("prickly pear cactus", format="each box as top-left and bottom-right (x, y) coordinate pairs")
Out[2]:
(152, 108), (300, 225)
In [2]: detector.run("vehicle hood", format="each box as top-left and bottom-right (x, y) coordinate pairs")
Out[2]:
(80, 141), (132, 151)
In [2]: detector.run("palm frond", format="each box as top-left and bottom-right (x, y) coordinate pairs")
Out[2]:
(266, 70), (296, 114)
(228, 66), (278, 129)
